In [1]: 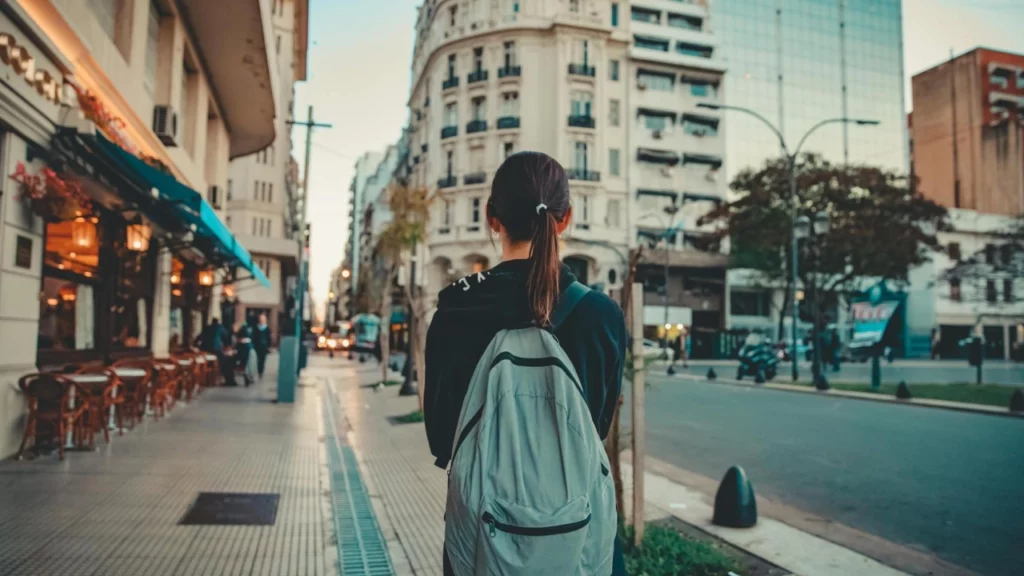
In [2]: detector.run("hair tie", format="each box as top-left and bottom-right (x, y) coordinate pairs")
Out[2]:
(536, 203), (548, 216)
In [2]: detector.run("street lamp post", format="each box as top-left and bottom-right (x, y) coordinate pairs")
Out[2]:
(697, 103), (878, 382)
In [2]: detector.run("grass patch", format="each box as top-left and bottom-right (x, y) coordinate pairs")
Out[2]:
(797, 381), (1018, 408)
(381, 380), (402, 387)
(393, 410), (424, 424)
(622, 524), (740, 576)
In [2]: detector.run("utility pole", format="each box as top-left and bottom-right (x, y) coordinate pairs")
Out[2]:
(630, 283), (646, 546)
(278, 105), (332, 403)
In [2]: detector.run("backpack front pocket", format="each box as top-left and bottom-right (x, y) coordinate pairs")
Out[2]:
(478, 497), (590, 575)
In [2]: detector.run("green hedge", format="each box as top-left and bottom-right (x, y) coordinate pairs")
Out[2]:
(622, 525), (740, 576)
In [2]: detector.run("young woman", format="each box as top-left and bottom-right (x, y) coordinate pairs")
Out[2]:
(424, 152), (627, 575)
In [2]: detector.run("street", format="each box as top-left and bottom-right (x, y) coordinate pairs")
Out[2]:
(632, 374), (1024, 576)
(670, 359), (1024, 386)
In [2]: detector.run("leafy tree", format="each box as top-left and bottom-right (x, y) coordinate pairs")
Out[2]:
(376, 184), (432, 407)
(700, 154), (950, 339)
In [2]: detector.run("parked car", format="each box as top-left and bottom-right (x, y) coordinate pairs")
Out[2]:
(642, 338), (669, 360)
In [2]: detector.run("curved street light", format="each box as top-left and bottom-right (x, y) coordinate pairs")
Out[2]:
(697, 102), (878, 382)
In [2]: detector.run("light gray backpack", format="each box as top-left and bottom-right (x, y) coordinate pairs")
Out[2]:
(444, 282), (616, 575)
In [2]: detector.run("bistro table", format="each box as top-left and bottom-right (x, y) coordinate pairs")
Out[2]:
(176, 357), (195, 403)
(63, 373), (111, 449)
(112, 367), (147, 428)
(149, 362), (179, 416)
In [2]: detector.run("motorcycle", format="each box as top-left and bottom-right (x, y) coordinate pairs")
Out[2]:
(737, 332), (779, 382)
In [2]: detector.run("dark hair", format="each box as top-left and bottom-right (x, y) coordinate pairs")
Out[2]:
(487, 152), (570, 326)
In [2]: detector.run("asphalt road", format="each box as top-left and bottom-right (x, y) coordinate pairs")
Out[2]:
(672, 359), (1024, 386)
(631, 376), (1024, 576)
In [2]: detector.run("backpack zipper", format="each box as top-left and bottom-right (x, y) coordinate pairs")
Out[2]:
(448, 405), (484, 477)
(482, 512), (591, 538)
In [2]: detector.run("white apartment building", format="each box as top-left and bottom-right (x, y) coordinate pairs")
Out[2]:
(404, 0), (728, 354)
(226, 0), (309, 339)
(345, 150), (385, 293)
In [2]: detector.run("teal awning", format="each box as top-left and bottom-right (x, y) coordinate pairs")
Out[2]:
(94, 134), (270, 288)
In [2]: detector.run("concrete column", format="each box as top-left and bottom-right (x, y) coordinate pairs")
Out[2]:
(125, 0), (150, 77)
(155, 17), (185, 109)
(151, 249), (173, 357)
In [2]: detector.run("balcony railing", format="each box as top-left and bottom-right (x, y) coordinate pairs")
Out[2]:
(442, 76), (459, 90)
(466, 119), (488, 134)
(497, 116), (520, 130)
(467, 69), (489, 84)
(498, 65), (522, 78)
(568, 63), (596, 77)
(437, 175), (458, 189)
(464, 172), (487, 186)
(441, 125), (458, 139)
(567, 168), (600, 182)
(568, 115), (596, 129)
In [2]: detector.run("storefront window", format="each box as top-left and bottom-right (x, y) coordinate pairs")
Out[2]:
(39, 219), (101, 351)
(111, 244), (154, 350)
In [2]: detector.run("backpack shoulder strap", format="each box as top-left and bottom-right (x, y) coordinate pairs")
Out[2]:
(548, 281), (591, 332)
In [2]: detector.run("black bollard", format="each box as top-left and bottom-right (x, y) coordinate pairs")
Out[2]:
(713, 466), (757, 528)
(814, 373), (829, 391)
(1009, 389), (1024, 412)
(667, 365), (675, 376)
(707, 367), (717, 380)
(896, 380), (912, 400)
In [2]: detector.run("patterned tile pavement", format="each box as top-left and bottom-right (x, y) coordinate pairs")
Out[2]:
(0, 355), (339, 576)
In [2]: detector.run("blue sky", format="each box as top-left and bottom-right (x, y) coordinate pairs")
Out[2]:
(293, 0), (1024, 315)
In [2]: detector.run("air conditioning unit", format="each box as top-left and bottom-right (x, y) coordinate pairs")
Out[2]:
(692, 128), (707, 138)
(706, 168), (719, 182)
(638, 82), (648, 91)
(652, 130), (663, 140)
(661, 166), (674, 177)
(152, 105), (178, 146)
(208, 185), (222, 209)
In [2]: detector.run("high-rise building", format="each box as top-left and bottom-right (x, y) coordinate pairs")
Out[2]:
(404, 0), (730, 348)
(226, 0), (309, 339)
(911, 47), (1024, 217)
(713, 0), (907, 177)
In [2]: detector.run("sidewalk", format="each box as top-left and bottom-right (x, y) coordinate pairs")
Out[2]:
(0, 354), (338, 576)
(320, 356), (913, 576)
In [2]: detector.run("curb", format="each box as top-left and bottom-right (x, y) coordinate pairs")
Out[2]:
(662, 370), (1024, 419)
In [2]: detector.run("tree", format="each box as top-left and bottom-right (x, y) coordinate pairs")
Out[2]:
(376, 184), (432, 405)
(701, 154), (950, 342)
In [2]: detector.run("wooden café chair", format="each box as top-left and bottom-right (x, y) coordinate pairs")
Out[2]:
(74, 366), (123, 444)
(16, 374), (88, 460)
(110, 358), (154, 429)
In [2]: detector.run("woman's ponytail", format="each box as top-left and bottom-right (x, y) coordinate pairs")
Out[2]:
(527, 209), (561, 326)
(488, 152), (571, 326)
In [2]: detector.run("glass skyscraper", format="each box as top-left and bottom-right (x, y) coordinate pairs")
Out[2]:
(712, 0), (906, 179)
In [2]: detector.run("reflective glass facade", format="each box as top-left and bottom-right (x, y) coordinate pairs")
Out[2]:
(713, 0), (906, 179)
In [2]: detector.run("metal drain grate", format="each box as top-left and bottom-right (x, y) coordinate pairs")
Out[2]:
(179, 492), (280, 525)
(322, 381), (395, 576)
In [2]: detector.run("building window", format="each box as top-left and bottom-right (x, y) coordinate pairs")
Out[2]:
(253, 181), (259, 200)
(639, 70), (674, 92)
(268, 183), (273, 203)
(226, 215), (231, 229)
(252, 217), (258, 235)
(449, 5), (457, 27)
(607, 199), (621, 228)
(683, 116), (718, 137)
(986, 280), (997, 303)
(689, 81), (713, 97)
(576, 194), (590, 224)
(677, 42), (713, 58)
(574, 141), (589, 171)
(276, 34), (282, 54)
(571, 91), (593, 117)
(471, 96), (486, 121)
(635, 36), (669, 52)
(501, 91), (519, 116)
(267, 219), (273, 237)
(609, 148), (621, 176)
(442, 199), (453, 227)
(39, 220), (102, 352)
(631, 7), (660, 24)
(1005, 279), (1015, 303)
(473, 47), (484, 72)
(89, 0), (129, 57)
(641, 112), (671, 133)
(444, 102), (458, 126)
(611, 3), (619, 27)
(227, 179), (233, 201)
(985, 244), (996, 264)
(610, 59), (620, 81)
(446, 150), (454, 178)
(1000, 244), (1012, 266)
(447, 54), (457, 79)
(949, 278), (961, 301)
(471, 197), (481, 223)
(947, 242), (961, 261)
(569, 0), (580, 13)
(731, 290), (771, 317)
(503, 41), (517, 67)
(990, 74), (1008, 89)
(503, 141), (515, 160)
(573, 39), (590, 65)
(668, 13), (702, 31)
(609, 99), (620, 127)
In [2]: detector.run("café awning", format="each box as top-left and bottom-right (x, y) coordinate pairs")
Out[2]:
(93, 134), (270, 288)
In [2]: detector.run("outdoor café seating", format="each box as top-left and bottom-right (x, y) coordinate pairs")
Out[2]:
(71, 366), (123, 444)
(16, 374), (90, 460)
(110, 358), (154, 429)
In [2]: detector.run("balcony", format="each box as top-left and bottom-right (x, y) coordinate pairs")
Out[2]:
(568, 115), (596, 129)
(568, 63), (596, 77)
(498, 65), (522, 78)
(466, 119), (488, 134)
(441, 126), (458, 139)
(442, 76), (459, 90)
(467, 69), (489, 84)
(567, 169), (600, 182)
(497, 116), (521, 130)
(438, 175), (458, 189)
(464, 172), (487, 186)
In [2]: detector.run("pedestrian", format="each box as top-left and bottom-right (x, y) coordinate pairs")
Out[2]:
(829, 326), (841, 372)
(235, 323), (256, 386)
(253, 314), (271, 379)
(424, 152), (627, 576)
(678, 326), (689, 368)
(930, 327), (941, 360)
(198, 318), (229, 386)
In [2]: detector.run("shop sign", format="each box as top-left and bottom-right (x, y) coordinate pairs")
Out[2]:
(0, 32), (64, 105)
(849, 300), (899, 349)
(15, 235), (32, 269)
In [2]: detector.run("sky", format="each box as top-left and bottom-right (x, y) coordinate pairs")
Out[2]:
(292, 0), (1024, 317)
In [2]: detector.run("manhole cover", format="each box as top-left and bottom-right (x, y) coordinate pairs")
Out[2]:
(180, 492), (280, 526)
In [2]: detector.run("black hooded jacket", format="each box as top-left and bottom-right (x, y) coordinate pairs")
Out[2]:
(424, 259), (627, 469)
